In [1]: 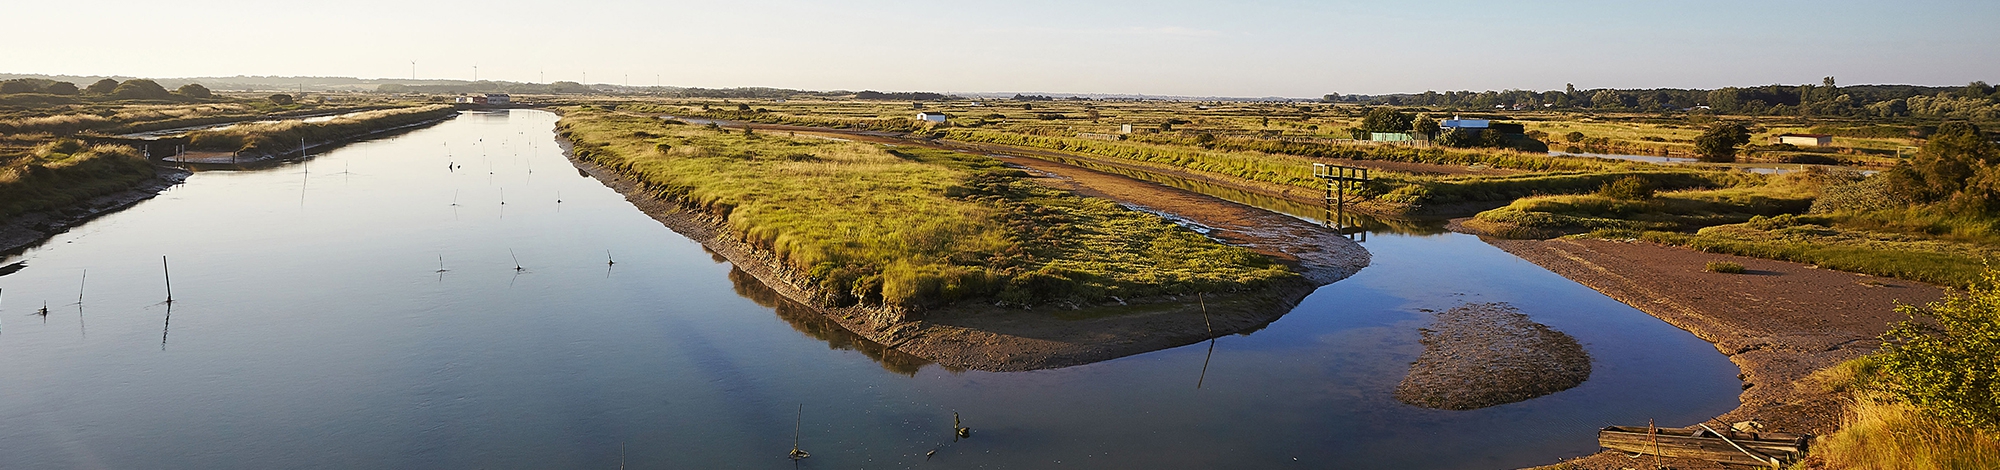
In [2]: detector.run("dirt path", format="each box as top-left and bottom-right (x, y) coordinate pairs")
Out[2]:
(1482, 236), (1944, 469)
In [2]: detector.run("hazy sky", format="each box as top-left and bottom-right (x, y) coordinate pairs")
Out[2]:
(7, 0), (1997, 96)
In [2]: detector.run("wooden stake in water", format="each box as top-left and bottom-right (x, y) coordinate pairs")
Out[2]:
(437, 255), (448, 273)
(162, 256), (174, 303)
(1199, 292), (1211, 336)
(789, 404), (810, 460)
(510, 249), (524, 272)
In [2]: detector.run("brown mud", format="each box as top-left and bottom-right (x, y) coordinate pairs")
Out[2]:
(1481, 235), (1944, 469)
(1396, 302), (1592, 411)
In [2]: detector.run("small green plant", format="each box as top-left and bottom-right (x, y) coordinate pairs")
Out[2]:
(1704, 260), (1746, 273)
(1596, 175), (1656, 200)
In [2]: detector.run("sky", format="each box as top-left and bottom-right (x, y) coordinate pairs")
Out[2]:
(6, 0), (1998, 97)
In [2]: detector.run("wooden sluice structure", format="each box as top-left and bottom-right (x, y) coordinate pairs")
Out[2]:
(1313, 163), (1371, 240)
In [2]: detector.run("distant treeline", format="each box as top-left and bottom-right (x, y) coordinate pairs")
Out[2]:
(2, 77), (213, 100)
(1334, 78), (2000, 119)
(854, 90), (952, 101)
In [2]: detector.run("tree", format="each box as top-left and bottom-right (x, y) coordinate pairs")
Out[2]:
(1884, 122), (2000, 213)
(1357, 107), (1413, 132)
(1963, 81), (1995, 100)
(43, 81), (77, 95)
(1409, 115), (1439, 139)
(110, 79), (171, 99)
(176, 83), (212, 98)
(1321, 93), (1341, 103)
(1564, 131), (1586, 143)
(1694, 122), (1751, 162)
(267, 93), (294, 105)
(84, 78), (120, 95)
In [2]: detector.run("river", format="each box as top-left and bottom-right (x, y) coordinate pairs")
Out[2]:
(0, 109), (1739, 469)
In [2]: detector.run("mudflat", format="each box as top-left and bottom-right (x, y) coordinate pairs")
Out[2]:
(1487, 237), (1944, 469)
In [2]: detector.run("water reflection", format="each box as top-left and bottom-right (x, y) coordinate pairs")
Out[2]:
(725, 267), (935, 376)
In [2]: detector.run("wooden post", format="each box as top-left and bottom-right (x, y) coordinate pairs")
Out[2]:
(162, 256), (174, 303)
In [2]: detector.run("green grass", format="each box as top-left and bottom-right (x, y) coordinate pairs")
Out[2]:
(1470, 182), (1812, 237)
(556, 108), (1295, 311)
(0, 141), (155, 220)
(1703, 260), (1745, 273)
(1638, 222), (1994, 288)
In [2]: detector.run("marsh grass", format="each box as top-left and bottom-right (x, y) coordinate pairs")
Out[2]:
(1703, 260), (1745, 273)
(1807, 355), (2000, 470)
(557, 109), (1293, 311)
(186, 105), (456, 153)
(0, 142), (154, 219)
(1471, 181), (1814, 237)
(1639, 224), (1995, 287)
(1811, 397), (2000, 469)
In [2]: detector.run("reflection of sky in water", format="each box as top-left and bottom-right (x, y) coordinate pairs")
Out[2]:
(0, 110), (1737, 469)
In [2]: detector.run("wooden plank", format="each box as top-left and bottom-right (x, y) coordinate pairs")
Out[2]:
(1599, 426), (1806, 466)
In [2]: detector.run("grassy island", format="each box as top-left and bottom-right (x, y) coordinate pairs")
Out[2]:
(556, 108), (1295, 311)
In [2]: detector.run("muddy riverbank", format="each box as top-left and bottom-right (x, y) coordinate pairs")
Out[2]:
(0, 166), (189, 256)
(1482, 236), (1944, 469)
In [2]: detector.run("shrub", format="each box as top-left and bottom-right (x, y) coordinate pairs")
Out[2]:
(42, 81), (77, 95)
(1877, 267), (2000, 432)
(1597, 175), (1656, 200)
(176, 83), (212, 98)
(83, 78), (119, 94)
(110, 79), (172, 99)
(268, 93), (294, 105)
(1704, 260), (1745, 273)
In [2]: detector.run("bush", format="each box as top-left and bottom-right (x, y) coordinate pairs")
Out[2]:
(110, 79), (172, 99)
(176, 83), (212, 98)
(1597, 175), (1656, 200)
(1704, 260), (1745, 273)
(1878, 267), (2000, 432)
(268, 93), (294, 105)
(83, 78), (119, 95)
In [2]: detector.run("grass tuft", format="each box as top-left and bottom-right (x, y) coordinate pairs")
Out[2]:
(1704, 260), (1745, 273)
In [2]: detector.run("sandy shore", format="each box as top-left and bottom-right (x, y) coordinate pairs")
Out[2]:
(1480, 235), (1944, 469)
(562, 126), (1369, 372)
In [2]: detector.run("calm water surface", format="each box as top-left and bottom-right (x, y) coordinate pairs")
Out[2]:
(0, 110), (1738, 469)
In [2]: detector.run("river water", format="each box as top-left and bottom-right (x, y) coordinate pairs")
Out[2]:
(0, 109), (1738, 469)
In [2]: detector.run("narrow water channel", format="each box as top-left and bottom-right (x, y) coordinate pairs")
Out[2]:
(0, 110), (1739, 469)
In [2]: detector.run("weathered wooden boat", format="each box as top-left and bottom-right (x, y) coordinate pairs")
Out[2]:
(1598, 424), (1809, 467)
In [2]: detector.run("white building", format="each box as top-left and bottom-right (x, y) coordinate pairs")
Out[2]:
(916, 112), (948, 123)
(1774, 134), (1832, 147)
(455, 93), (512, 105)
